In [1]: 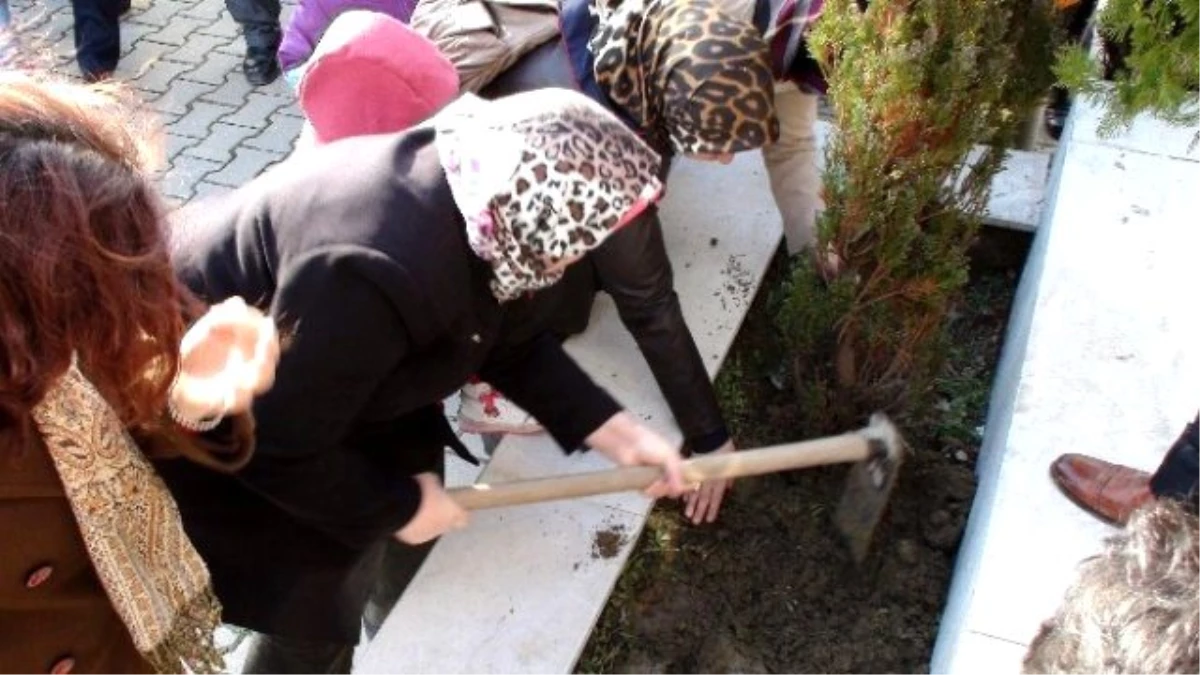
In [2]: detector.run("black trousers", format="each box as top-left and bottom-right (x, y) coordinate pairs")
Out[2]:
(225, 0), (281, 50)
(241, 537), (435, 674)
(1150, 414), (1199, 507)
(70, 0), (125, 76)
(240, 437), (447, 675)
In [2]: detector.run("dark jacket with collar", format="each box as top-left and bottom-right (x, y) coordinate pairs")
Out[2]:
(481, 41), (731, 454)
(158, 127), (621, 642)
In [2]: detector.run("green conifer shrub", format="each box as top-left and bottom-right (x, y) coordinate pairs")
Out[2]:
(777, 0), (1057, 432)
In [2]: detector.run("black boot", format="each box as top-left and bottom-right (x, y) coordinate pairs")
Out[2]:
(71, 0), (122, 82)
(243, 44), (281, 86)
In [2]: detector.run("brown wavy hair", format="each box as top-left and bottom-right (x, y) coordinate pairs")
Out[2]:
(0, 73), (195, 446)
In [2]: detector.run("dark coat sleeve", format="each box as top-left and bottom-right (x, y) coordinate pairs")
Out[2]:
(479, 332), (623, 453)
(589, 209), (731, 454)
(482, 39), (728, 453)
(233, 246), (425, 549)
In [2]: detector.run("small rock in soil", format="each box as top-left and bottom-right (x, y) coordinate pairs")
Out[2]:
(954, 450), (969, 463)
(695, 630), (769, 674)
(941, 465), (976, 503)
(895, 538), (920, 565)
(923, 509), (966, 552)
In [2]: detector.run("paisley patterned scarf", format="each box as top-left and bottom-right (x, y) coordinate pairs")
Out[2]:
(435, 89), (665, 302)
(31, 362), (224, 674)
(588, 0), (779, 156)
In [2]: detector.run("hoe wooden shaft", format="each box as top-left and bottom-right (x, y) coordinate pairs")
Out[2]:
(449, 432), (873, 511)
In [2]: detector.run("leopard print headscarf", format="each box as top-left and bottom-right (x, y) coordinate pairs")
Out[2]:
(589, 0), (779, 157)
(435, 90), (665, 302)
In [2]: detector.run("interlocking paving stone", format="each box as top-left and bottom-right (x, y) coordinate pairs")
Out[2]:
(201, 70), (261, 106)
(125, 0), (195, 27)
(221, 92), (292, 130)
(164, 132), (201, 162)
(203, 65), (295, 104)
(48, 28), (76, 62)
(117, 40), (173, 76)
(245, 112), (306, 154)
(149, 78), (218, 116)
(139, 16), (211, 47)
(159, 33), (230, 64)
(182, 51), (244, 85)
(17, 3), (72, 44)
(182, 0), (229, 22)
(172, 100), (238, 138)
(206, 147), (284, 187)
(215, 35), (246, 56)
(129, 57), (196, 93)
(193, 180), (237, 202)
(196, 12), (241, 39)
(118, 21), (161, 54)
(184, 122), (261, 162)
(162, 154), (225, 201)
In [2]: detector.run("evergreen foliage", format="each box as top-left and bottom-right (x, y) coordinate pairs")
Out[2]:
(777, 0), (1057, 432)
(1055, 0), (1199, 134)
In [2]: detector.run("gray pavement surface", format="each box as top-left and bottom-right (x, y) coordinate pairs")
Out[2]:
(6, 0), (301, 204)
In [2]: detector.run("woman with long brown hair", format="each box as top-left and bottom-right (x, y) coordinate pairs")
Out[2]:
(0, 73), (279, 674)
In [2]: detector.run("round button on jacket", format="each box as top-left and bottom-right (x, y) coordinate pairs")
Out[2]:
(25, 565), (53, 588)
(49, 656), (75, 674)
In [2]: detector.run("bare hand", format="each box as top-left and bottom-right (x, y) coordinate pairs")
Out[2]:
(396, 472), (469, 544)
(684, 440), (735, 524)
(171, 297), (280, 421)
(587, 412), (687, 499)
(816, 244), (843, 282)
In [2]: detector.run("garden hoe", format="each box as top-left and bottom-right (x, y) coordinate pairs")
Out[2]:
(448, 414), (904, 562)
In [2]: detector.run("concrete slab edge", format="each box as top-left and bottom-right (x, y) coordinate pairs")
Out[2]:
(928, 104), (1077, 673)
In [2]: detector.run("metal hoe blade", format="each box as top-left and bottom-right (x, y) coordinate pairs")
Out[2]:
(833, 413), (905, 563)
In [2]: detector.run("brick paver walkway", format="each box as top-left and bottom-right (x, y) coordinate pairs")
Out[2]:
(7, 0), (302, 204)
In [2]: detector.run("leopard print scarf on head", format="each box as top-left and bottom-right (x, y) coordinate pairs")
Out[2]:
(589, 0), (779, 157)
(435, 89), (665, 302)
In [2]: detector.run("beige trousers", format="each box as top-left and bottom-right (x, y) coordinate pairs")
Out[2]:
(709, 0), (824, 254)
(765, 83), (822, 255)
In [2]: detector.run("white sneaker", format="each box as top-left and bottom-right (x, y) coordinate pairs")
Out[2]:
(458, 380), (545, 435)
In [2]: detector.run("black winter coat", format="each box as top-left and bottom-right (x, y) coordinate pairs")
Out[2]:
(157, 127), (621, 641)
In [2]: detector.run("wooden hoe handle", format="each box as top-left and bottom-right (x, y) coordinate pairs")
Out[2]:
(449, 431), (873, 511)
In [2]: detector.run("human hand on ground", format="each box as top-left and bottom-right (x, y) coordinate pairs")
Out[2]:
(396, 472), (470, 544)
(171, 297), (279, 423)
(684, 440), (735, 524)
(587, 411), (687, 499)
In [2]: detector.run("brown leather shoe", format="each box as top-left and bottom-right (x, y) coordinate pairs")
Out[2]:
(1050, 453), (1154, 525)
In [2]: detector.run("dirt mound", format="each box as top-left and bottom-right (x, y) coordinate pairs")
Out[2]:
(580, 231), (1027, 673)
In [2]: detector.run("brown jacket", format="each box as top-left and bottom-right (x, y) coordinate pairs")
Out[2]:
(0, 428), (152, 675)
(0, 417), (253, 675)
